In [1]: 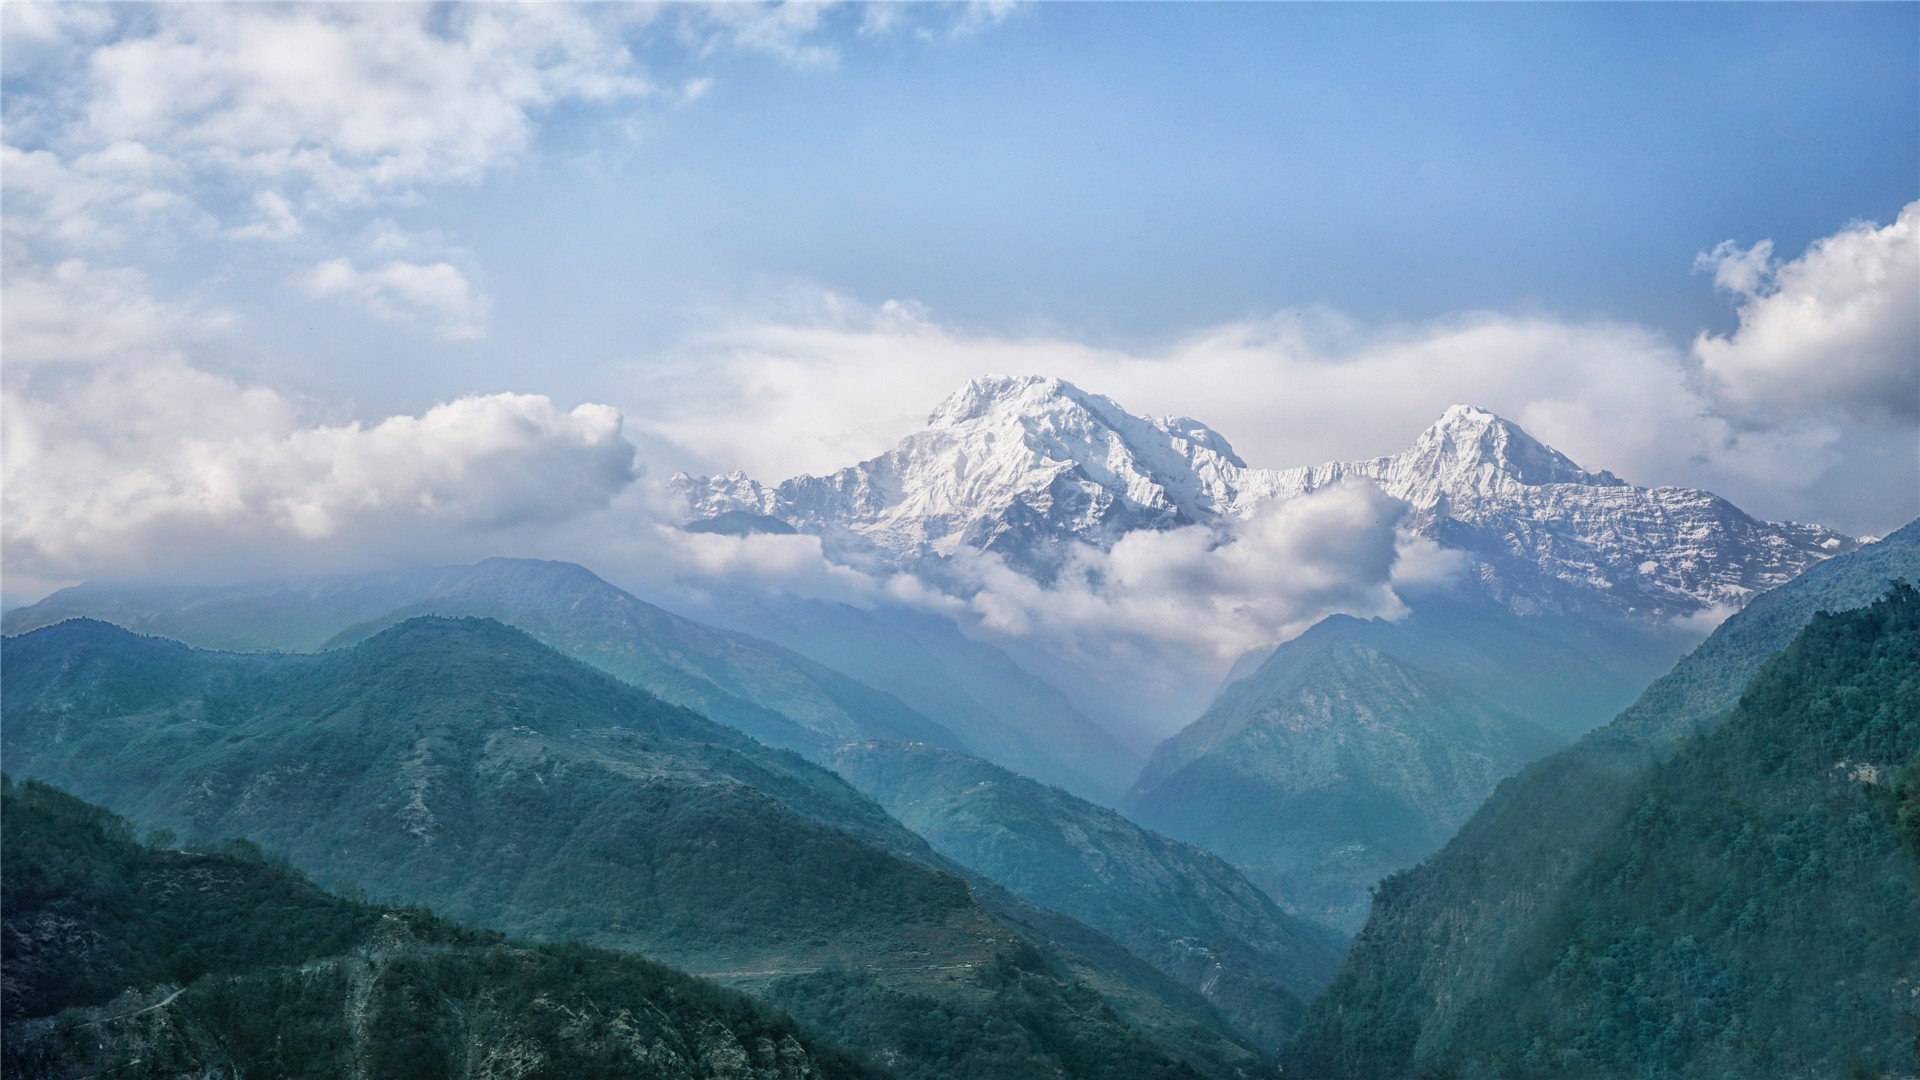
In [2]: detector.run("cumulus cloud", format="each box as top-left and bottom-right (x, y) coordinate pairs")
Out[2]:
(73, 5), (652, 210)
(301, 258), (491, 341)
(5, 368), (637, 580)
(954, 481), (1425, 678)
(1693, 201), (1919, 426)
(0, 248), (233, 366)
(1, 250), (635, 592)
(637, 295), (1865, 520)
(634, 200), (1920, 540)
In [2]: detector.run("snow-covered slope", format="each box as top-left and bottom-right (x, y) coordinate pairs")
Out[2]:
(675, 376), (1856, 622)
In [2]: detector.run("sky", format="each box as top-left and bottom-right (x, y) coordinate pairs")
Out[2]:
(4, 2), (1917, 639)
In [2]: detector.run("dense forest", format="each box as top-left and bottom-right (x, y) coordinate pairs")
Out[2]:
(2, 776), (885, 1080)
(0, 616), (1219, 1080)
(1289, 581), (1920, 1079)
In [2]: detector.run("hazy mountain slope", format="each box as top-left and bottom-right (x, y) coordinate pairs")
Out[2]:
(0, 617), (975, 971)
(0, 617), (1209, 1080)
(2, 777), (885, 1080)
(1307, 600), (1698, 740)
(1284, 519), (1920, 1079)
(677, 590), (1143, 804)
(823, 740), (1347, 1052)
(678, 376), (1854, 622)
(2, 558), (969, 758)
(1298, 584), (1920, 1079)
(1127, 617), (1566, 929)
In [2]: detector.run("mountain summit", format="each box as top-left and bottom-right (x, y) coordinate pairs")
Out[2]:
(675, 377), (1855, 621)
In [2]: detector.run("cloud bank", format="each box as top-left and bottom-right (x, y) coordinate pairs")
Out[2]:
(0, 255), (636, 594)
(635, 204), (1918, 539)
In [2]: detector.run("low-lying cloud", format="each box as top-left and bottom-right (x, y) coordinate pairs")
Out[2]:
(953, 481), (1429, 678)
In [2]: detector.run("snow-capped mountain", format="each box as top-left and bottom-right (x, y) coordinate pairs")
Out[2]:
(674, 375), (1856, 622)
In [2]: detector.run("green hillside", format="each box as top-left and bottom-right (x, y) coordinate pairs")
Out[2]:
(677, 592), (1143, 804)
(2, 558), (969, 758)
(2, 776), (884, 1080)
(1287, 520), (1920, 1079)
(0, 616), (1203, 1080)
(1434, 583), (1920, 1077)
(1128, 617), (1565, 929)
(825, 740), (1347, 1052)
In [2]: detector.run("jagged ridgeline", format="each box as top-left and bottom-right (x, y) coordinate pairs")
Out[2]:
(0, 617), (1207, 1080)
(1, 777), (885, 1079)
(1287, 522), (1920, 1080)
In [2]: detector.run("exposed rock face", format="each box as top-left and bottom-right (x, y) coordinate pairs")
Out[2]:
(677, 377), (1855, 621)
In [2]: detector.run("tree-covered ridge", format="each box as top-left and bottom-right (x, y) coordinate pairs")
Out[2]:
(2, 776), (885, 1080)
(0, 616), (982, 967)
(0, 558), (972, 759)
(1291, 581), (1920, 1079)
(824, 740), (1346, 1053)
(1282, 521), (1920, 1079)
(0, 616), (1213, 1080)
(1444, 583), (1920, 1078)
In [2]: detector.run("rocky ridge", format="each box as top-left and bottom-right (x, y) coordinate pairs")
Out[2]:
(676, 376), (1855, 622)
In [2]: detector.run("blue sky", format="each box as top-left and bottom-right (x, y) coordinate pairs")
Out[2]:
(199, 2), (1919, 411)
(3, 2), (1916, 601)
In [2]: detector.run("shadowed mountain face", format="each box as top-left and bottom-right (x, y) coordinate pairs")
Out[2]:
(1285, 519), (1920, 1080)
(0, 617), (1216, 1080)
(1127, 617), (1566, 929)
(1, 557), (1144, 805)
(670, 590), (1144, 805)
(823, 740), (1348, 1054)
(2, 778), (885, 1080)
(2, 559), (968, 759)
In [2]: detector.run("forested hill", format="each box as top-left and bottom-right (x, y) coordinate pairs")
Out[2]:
(1284, 520), (1916, 1077)
(2, 776), (885, 1080)
(0, 616), (1209, 1080)
(1424, 583), (1920, 1077)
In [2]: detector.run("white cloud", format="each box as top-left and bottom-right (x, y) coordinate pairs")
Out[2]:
(2, 252), (634, 587)
(0, 246), (234, 366)
(1693, 200), (1919, 426)
(678, 3), (839, 68)
(949, 1), (1022, 39)
(632, 201), (1920, 540)
(637, 295), (1869, 520)
(954, 481), (1422, 677)
(4, 367), (637, 579)
(301, 258), (491, 341)
(76, 5), (652, 209)
(232, 190), (303, 242)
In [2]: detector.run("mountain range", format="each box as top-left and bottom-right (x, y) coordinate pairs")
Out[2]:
(1285, 518), (1920, 1078)
(674, 374), (1867, 930)
(0, 615), (1247, 1080)
(5, 372), (1900, 1078)
(675, 375), (1855, 622)
(2, 557), (1137, 806)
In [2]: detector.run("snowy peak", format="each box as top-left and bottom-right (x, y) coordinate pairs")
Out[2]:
(673, 376), (1857, 620)
(1406, 405), (1622, 490)
(927, 374), (1090, 427)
